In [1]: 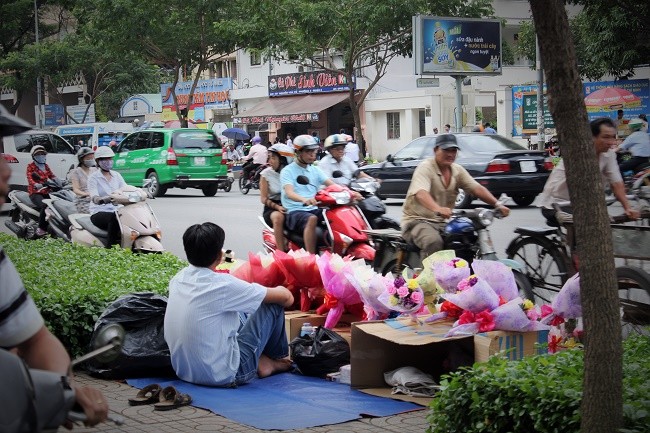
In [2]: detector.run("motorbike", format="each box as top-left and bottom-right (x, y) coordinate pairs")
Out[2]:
(4, 174), (72, 240)
(260, 176), (375, 261)
(239, 160), (267, 195)
(347, 176), (400, 230)
(68, 185), (164, 253)
(365, 207), (535, 299)
(218, 163), (235, 192)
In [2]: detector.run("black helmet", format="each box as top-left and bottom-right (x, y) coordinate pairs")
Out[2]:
(76, 146), (95, 162)
(0, 104), (32, 137)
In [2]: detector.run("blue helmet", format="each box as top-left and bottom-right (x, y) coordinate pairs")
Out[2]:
(444, 217), (474, 235)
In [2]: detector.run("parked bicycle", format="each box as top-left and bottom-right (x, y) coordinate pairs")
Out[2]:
(506, 203), (650, 336)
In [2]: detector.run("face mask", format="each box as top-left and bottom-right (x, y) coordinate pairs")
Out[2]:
(98, 159), (113, 171)
(33, 155), (47, 164)
(83, 160), (96, 168)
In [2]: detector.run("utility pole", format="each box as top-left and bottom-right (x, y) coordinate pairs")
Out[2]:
(535, 36), (545, 151)
(34, 0), (43, 129)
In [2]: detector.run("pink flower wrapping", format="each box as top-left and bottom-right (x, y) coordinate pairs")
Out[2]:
(441, 277), (500, 313)
(491, 298), (549, 332)
(470, 260), (519, 302)
(551, 273), (582, 319)
(316, 252), (363, 328)
(433, 260), (471, 293)
(378, 277), (425, 315)
(346, 272), (392, 321)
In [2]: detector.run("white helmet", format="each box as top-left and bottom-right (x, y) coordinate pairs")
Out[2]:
(94, 146), (115, 159)
(628, 117), (644, 131)
(323, 134), (351, 151)
(292, 134), (319, 152)
(268, 143), (294, 165)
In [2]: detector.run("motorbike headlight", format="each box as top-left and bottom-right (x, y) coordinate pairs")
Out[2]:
(330, 191), (351, 204)
(478, 208), (494, 226)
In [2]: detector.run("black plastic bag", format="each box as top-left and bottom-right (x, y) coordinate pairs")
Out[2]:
(85, 292), (175, 379)
(290, 326), (350, 377)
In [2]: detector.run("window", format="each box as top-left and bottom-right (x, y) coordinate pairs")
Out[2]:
(150, 132), (165, 149)
(116, 133), (138, 152)
(172, 131), (220, 150)
(250, 50), (261, 66)
(134, 132), (151, 150)
(387, 112), (400, 140)
(13, 133), (74, 154)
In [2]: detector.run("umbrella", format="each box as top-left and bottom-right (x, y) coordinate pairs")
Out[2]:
(222, 127), (250, 140)
(584, 87), (641, 112)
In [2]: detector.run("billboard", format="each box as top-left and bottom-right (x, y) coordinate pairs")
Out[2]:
(43, 104), (65, 126)
(512, 85), (555, 136)
(268, 71), (354, 97)
(413, 16), (502, 76)
(160, 78), (233, 122)
(583, 79), (648, 121)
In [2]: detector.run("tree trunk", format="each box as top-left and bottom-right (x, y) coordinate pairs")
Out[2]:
(529, 2), (623, 433)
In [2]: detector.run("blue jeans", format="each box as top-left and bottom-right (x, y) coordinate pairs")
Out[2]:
(234, 303), (288, 385)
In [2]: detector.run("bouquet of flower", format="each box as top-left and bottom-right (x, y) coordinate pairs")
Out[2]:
(470, 260), (519, 302)
(230, 252), (285, 287)
(378, 275), (425, 322)
(441, 275), (501, 313)
(273, 249), (325, 311)
(315, 252), (364, 328)
(416, 250), (456, 309)
(347, 268), (393, 321)
(432, 257), (471, 294)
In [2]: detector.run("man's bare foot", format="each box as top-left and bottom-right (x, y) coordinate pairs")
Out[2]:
(258, 354), (292, 378)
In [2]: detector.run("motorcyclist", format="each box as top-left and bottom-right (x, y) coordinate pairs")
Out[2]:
(318, 134), (374, 186)
(87, 146), (127, 247)
(242, 136), (268, 186)
(260, 143), (293, 252)
(0, 104), (108, 431)
(69, 147), (97, 213)
(617, 117), (650, 175)
(26, 145), (60, 237)
(280, 135), (335, 253)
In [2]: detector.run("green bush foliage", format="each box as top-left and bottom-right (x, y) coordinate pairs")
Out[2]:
(0, 234), (186, 356)
(427, 334), (650, 433)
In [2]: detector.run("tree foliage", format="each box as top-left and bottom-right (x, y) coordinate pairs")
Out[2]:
(237, 0), (493, 150)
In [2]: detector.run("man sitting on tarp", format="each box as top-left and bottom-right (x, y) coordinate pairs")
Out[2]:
(164, 222), (294, 386)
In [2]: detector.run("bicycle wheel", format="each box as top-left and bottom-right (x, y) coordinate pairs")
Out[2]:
(507, 236), (570, 305)
(239, 176), (250, 195)
(617, 266), (650, 337)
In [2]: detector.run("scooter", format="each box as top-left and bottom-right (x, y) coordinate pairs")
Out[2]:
(4, 175), (71, 240)
(366, 207), (534, 299)
(260, 176), (375, 261)
(348, 177), (400, 230)
(68, 185), (164, 253)
(239, 160), (267, 195)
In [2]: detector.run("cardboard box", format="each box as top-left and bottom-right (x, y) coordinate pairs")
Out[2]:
(474, 329), (549, 363)
(284, 311), (359, 345)
(350, 318), (547, 403)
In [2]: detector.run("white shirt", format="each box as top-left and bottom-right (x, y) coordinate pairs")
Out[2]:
(317, 154), (358, 186)
(537, 150), (623, 209)
(260, 167), (281, 201)
(345, 141), (360, 162)
(87, 170), (127, 214)
(246, 144), (268, 165)
(164, 266), (266, 386)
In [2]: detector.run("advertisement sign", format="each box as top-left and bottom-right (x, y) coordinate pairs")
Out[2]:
(521, 93), (555, 134)
(233, 113), (320, 125)
(268, 71), (354, 96)
(583, 79), (649, 121)
(66, 104), (96, 124)
(43, 104), (65, 126)
(414, 16), (502, 76)
(160, 78), (232, 115)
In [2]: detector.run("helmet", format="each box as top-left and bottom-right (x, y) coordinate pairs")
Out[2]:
(76, 146), (94, 162)
(323, 134), (349, 151)
(268, 143), (294, 165)
(94, 146), (115, 159)
(444, 217), (475, 235)
(252, 136), (262, 143)
(292, 134), (319, 152)
(628, 118), (644, 131)
(30, 145), (47, 156)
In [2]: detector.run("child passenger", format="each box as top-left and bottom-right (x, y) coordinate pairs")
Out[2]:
(164, 223), (294, 386)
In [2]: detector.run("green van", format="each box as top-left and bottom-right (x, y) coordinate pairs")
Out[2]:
(113, 128), (228, 197)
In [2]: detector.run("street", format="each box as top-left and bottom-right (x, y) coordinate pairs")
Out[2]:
(1, 184), (545, 261)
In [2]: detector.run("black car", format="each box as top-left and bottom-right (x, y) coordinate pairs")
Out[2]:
(360, 133), (553, 208)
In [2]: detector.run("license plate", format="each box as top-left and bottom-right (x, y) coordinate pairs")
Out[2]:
(520, 160), (537, 173)
(194, 156), (206, 166)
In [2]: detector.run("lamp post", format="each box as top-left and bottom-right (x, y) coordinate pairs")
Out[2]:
(34, 0), (43, 129)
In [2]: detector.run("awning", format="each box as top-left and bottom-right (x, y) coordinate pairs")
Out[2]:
(233, 93), (350, 124)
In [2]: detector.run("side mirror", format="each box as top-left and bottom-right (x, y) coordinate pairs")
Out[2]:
(386, 154), (393, 162)
(352, 169), (360, 178)
(71, 323), (125, 367)
(73, 145), (81, 153)
(296, 175), (310, 185)
(331, 170), (343, 178)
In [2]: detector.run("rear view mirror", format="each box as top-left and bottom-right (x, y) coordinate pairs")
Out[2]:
(386, 154), (393, 162)
(331, 170), (343, 178)
(297, 175), (310, 185)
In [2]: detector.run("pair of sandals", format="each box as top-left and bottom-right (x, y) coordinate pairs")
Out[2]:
(128, 384), (192, 411)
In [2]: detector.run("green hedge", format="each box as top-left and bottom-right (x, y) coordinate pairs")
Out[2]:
(427, 334), (650, 433)
(0, 234), (186, 356)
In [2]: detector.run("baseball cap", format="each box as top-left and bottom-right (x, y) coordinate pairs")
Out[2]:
(0, 104), (32, 137)
(435, 134), (460, 150)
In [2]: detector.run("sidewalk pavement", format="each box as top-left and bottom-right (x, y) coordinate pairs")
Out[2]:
(72, 373), (430, 433)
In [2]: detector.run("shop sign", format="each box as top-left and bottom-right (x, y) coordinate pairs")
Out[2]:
(234, 113), (320, 124)
(268, 71), (354, 96)
(160, 78), (232, 110)
(43, 104), (65, 126)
